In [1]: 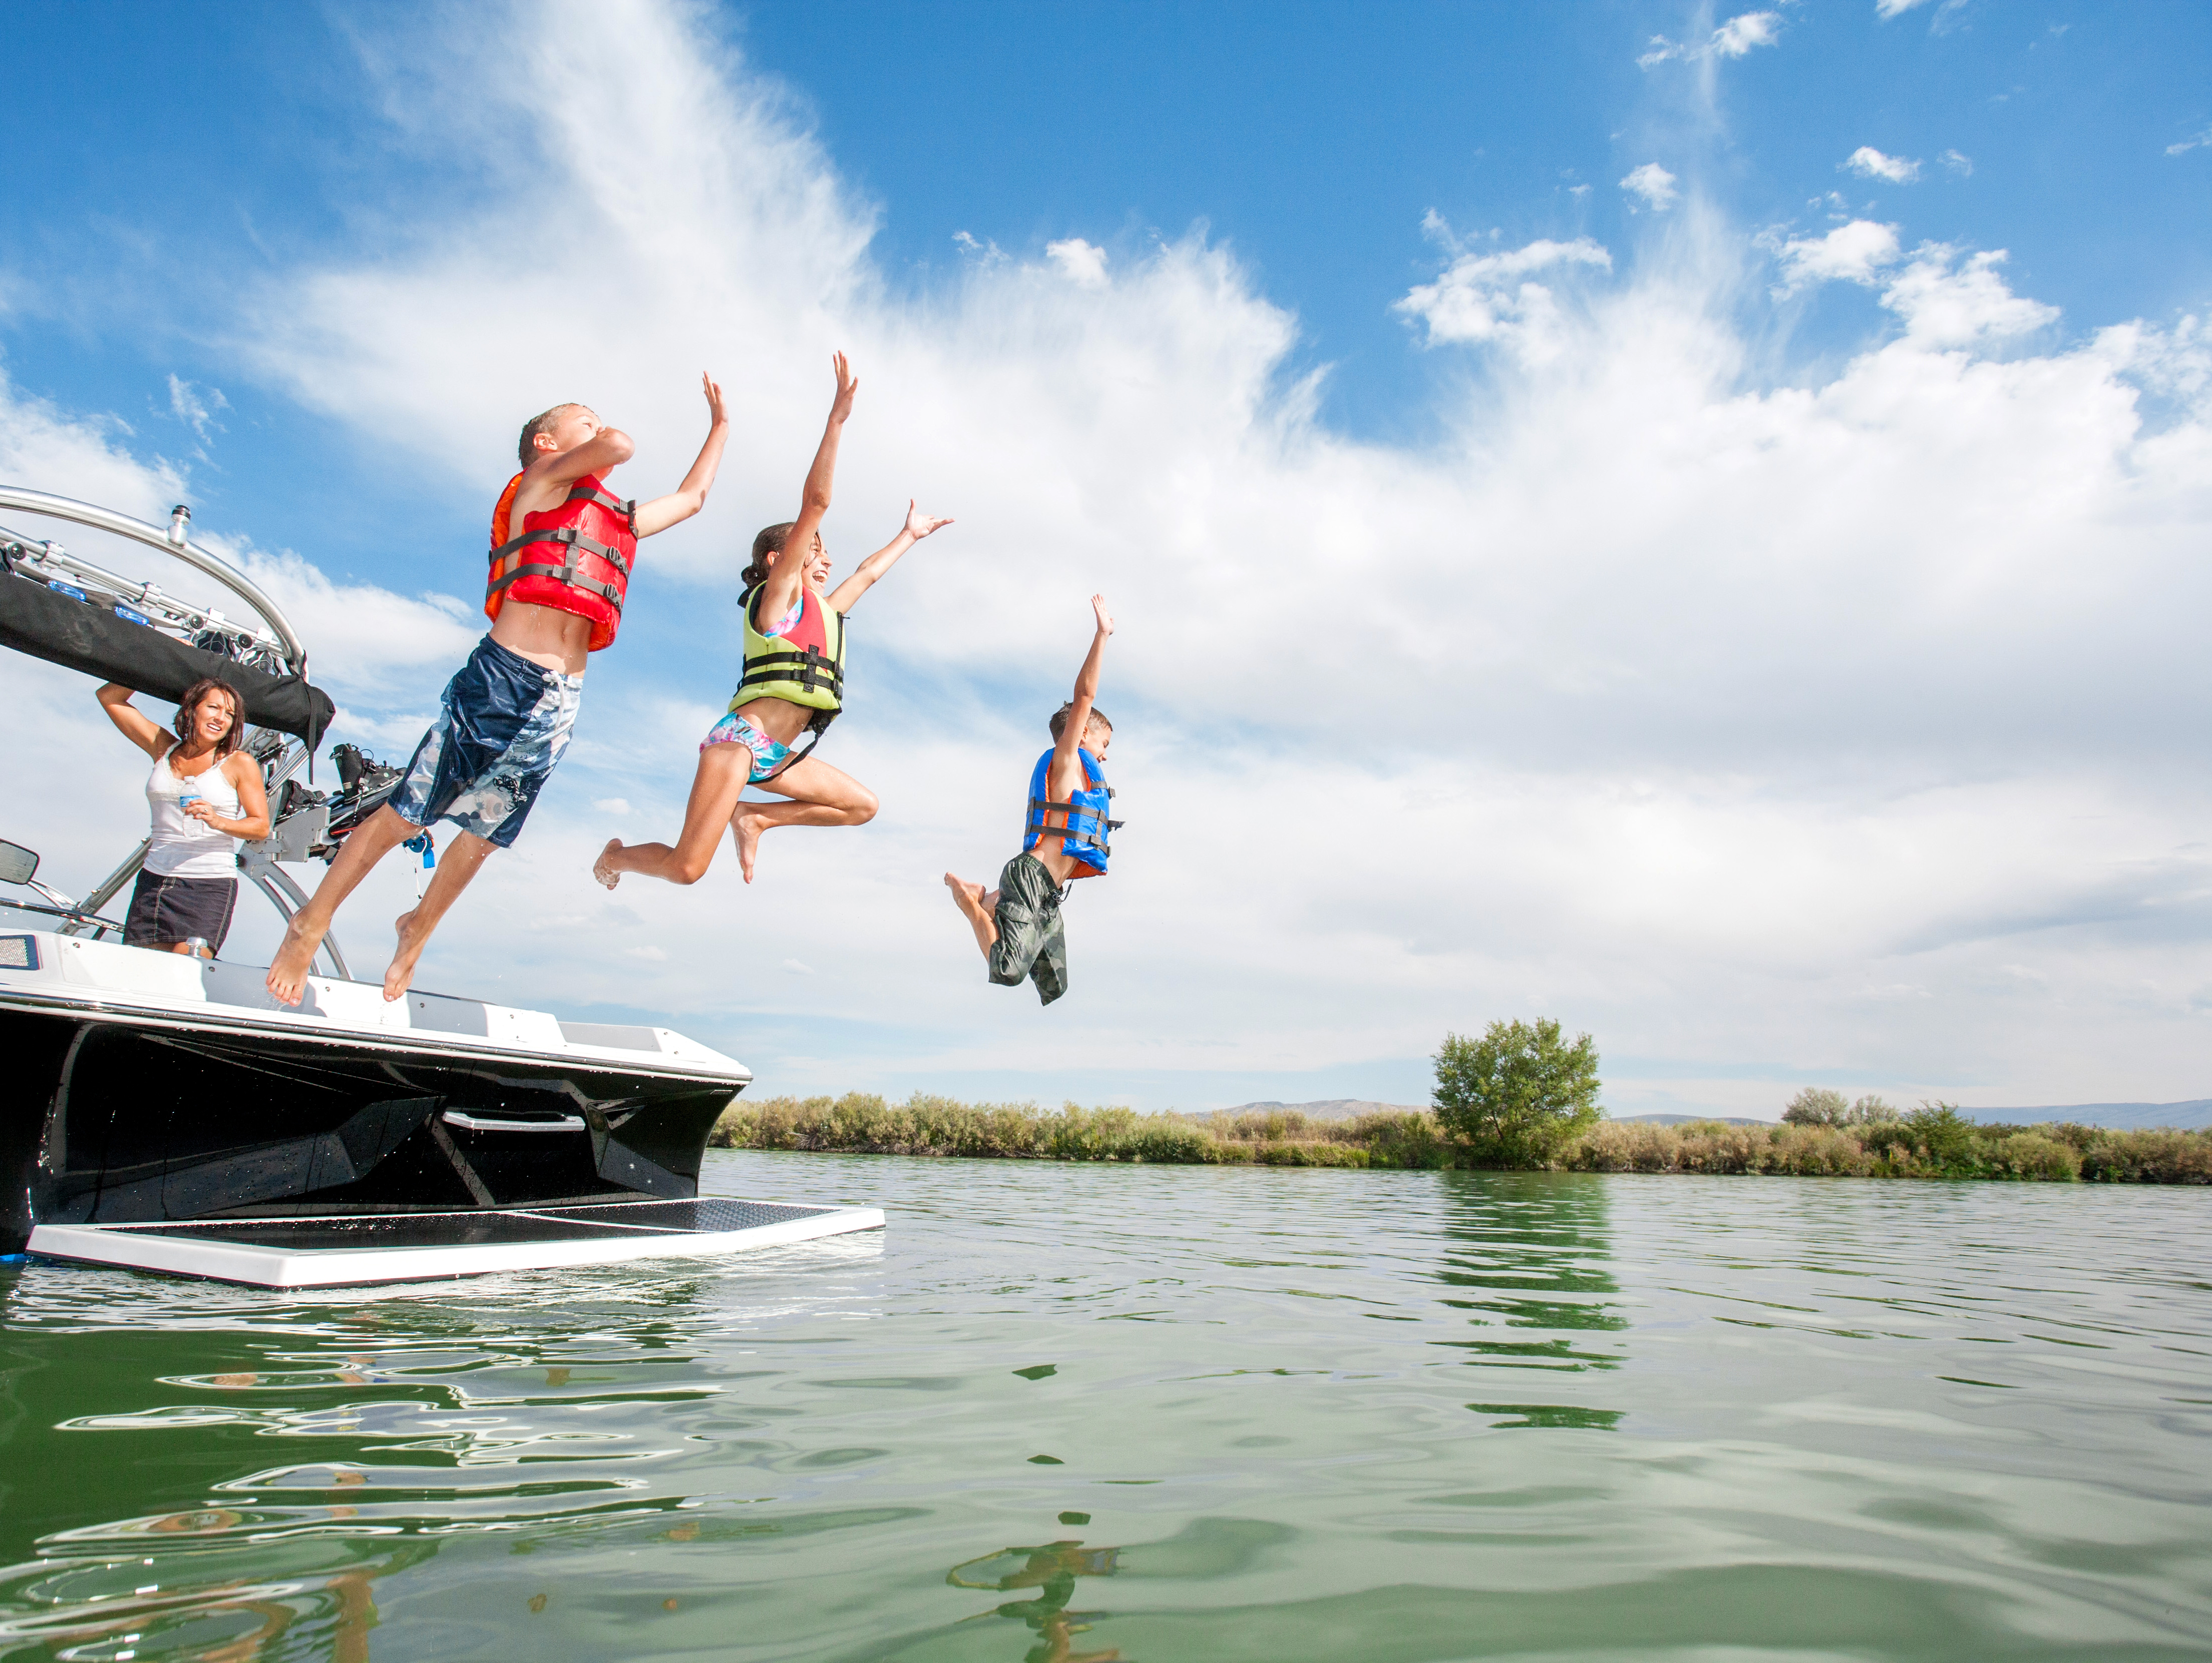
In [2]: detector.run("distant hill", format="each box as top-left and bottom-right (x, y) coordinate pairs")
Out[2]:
(1205, 1099), (1424, 1122)
(1207, 1099), (2212, 1131)
(1610, 1113), (1775, 1127)
(1961, 1099), (2212, 1131)
(1208, 1102), (1776, 1127)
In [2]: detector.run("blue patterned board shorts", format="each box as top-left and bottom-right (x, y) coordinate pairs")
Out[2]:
(392, 635), (583, 849)
(701, 711), (793, 784)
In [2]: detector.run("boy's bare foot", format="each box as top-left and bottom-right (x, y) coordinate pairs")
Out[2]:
(944, 872), (998, 955)
(593, 838), (624, 890)
(383, 909), (430, 1003)
(265, 918), (325, 1006)
(944, 872), (984, 919)
(734, 812), (768, 884)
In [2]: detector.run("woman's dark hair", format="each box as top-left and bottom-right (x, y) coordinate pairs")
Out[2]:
(174, 678), (245, 757)
(741, 522), (798, 592)
(1049, 702), (1112, 742)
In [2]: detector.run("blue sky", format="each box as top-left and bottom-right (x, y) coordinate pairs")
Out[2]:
(3, 0), (2210, 1114)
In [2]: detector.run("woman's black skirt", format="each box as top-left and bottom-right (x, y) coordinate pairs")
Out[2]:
(123, 870), (238, 954)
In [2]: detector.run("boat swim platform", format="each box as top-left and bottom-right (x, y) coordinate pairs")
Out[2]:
(25, 1197), (885, 1289)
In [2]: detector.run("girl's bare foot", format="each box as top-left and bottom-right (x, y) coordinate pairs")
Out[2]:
(593, 838), (624, 890)
(734, 812), (768, 883)
(383, 909), (430, 1003)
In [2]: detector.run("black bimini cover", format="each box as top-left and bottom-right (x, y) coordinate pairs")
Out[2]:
(0, 568), (334, 744)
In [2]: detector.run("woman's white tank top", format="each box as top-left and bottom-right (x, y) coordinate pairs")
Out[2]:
(146, 746), (244, 879)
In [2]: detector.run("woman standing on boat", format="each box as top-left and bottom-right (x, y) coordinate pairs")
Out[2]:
(96, 677), (270, 957)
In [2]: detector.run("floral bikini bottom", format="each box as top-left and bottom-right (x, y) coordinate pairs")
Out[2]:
(701, 711), (793, 784)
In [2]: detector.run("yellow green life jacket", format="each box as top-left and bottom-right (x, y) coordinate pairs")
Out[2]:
(733, 584), (845, 714)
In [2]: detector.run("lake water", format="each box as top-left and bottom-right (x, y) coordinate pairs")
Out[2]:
(1, 1154), (2207, 1662)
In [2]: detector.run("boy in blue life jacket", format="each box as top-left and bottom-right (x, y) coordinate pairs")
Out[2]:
(944, 596), (1116, 1006)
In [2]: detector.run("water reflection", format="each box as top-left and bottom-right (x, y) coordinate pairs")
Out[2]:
(949, 1541), (1124, 1663)
(0, 1512), (435, 1662)
(1432, 1172), (1628, 1428)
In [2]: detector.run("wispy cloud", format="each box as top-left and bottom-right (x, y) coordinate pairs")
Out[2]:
(1844, 146), (1921, 183)
(165, 375), (229, 450)
(1941, 148), (1974, 176)
(1638, 10), (1783, 67)
(1876, 0), (1971, 25)
(2167, 125), (2212, 157)
(1619, 162), (1680, 211)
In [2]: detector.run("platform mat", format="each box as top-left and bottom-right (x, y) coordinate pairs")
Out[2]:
(25, 1197), (883, 1288)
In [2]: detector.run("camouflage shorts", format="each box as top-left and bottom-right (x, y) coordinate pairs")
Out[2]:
(989, 852), (1067, 1005)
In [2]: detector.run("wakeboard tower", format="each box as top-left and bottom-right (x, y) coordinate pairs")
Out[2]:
(0, 486), (878, 1287)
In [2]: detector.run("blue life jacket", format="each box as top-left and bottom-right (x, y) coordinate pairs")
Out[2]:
(1023, 746), (1118, 874)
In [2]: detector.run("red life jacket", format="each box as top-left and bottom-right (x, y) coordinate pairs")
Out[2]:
(485, 471), (637, 652)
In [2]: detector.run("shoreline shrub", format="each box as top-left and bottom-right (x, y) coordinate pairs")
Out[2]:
(707, 1093), (2203, 1181)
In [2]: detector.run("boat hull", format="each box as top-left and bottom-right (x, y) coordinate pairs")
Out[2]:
(1, 1000), (739, 1255)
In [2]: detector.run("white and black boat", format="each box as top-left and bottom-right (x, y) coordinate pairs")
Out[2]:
(0, 486), (878, 1287)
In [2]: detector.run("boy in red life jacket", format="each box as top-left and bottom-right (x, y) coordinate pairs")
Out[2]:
(943, 596), (1116, 1006)
(593, 352), (952, 890)
(264, 374), (730, 1007)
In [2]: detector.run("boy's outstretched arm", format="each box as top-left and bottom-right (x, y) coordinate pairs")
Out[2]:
(635, 373), (731, 537)
(825, 499), (954, 614)
(534, 423), (635, 489)
(1050, 595), (1114, 786)
(756, 352), (858, 622)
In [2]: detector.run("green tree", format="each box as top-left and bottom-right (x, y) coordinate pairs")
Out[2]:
(1782, 1087), (1851, 1126)
(1902, 1102), (1980, 1173)
(1432, 1019), (1603, 1168)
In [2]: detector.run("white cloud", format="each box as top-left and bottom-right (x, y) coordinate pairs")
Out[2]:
(1875, 0), (1937, 16)
(1619, 163), (1680, 210)
(11, 0), (2209, 1116)
(593, 797), (632, 815)
(1045, 238), (1109, 286)
(1394, 218), (1611, 355)
(1774, 218), (1903, 290)
(1641, 11), (1783, 67)
(2168, 126), (2212, 157)
(1711, 11), (1783, 55)
(1844, 146), (1922, 183)
(1771, 221), (2058, 345)
(1941, 149), (1974, 176)
(1878, 247), (2058, 346)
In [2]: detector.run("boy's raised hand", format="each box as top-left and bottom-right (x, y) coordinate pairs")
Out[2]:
(905, 500), (955, 540)
(1092, 594), (1114, 637)
(829, 350), (858, 424)
(702, 371), (727, 428)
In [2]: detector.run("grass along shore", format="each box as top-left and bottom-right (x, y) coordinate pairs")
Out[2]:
(711, 1095), (2212, 1183)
